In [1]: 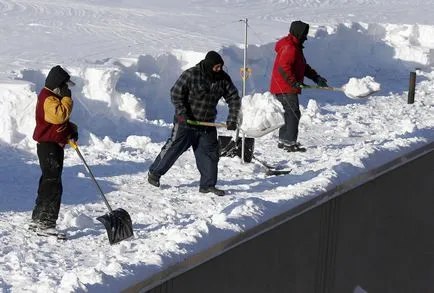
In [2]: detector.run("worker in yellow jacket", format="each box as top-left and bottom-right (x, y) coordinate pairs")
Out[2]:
(30, 65), (78, 237)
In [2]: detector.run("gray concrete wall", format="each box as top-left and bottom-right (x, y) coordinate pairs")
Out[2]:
(125, 143), (434, 293)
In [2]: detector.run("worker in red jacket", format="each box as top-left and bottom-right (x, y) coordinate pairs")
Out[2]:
(270, 20), (328, 152)
(30, 65), (78, 236)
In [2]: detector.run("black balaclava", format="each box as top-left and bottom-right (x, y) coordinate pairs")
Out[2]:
(201, 51), (224, 80)
(204, 51), (224, 67)
(45, 65), (71, 90)
(289, 20), (310, 45)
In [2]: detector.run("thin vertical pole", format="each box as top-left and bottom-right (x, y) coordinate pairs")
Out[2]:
(239, 18), (248, 163)
(242, 18), (248, 98)
(407, 71), (416, 104)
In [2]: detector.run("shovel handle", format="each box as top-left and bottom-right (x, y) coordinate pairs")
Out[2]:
(69, 139), (78, 150)
(186, 120), (227, 128)
(302, 84), (344, 92)
(68, 140), (113, 212)
(302, 84), (379, 98)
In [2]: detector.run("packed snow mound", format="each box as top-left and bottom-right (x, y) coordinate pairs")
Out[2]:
(0, 81), (36, 147)
(342, 76), (381, 99)
(239, 92), (284, 137)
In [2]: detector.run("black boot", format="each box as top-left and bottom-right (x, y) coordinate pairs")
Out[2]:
(277, 142), (306, 152)
(199, 186), (225, 196)
(148, 172), (160, 187)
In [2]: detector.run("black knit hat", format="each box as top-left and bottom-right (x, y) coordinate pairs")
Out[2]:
(45, 65), (72, 90)
(205, 51), (224, 66)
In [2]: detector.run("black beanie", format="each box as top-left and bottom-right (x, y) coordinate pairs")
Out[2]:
(45, 65), (71, 90)
(205, 51), (224, 66)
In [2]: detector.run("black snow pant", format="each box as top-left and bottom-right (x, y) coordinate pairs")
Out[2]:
(32, 142), (64, 227)
(275, 93), (301, 144)
(149, 123), (219, 188)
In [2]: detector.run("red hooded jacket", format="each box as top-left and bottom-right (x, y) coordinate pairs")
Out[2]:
(270, 34), (318, 94)
(33, 87), (75, 145)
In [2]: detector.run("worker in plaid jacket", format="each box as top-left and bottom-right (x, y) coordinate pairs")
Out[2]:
(148, 51), (241, 196)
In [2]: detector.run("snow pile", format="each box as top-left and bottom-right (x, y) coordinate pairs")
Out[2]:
(0, 81), (36, 147)
(79, 66), (145, 124)
(342, 76), (381, 99)
(304, 99), (322, 118)
(62, 209), (95, 229)
(384, 24), (434, 67)
(239, 92), (284, 137)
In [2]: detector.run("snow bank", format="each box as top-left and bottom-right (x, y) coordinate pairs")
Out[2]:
(0, 81), (36, 147)
(5, 21), (432, 149)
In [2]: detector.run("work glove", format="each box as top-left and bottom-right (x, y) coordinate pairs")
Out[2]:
(315, 76), (328, 87)
(176, 115), (186, 123)
(70, 131), (79, 141)
(176, 115), (193, 124)
(69, 122), (78, 141)
(59, 84), (72, 97)
(293, 81), (306, 89)
(226, 121), (237, 131)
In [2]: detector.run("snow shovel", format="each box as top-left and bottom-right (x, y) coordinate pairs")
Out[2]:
(69, 140), (134, 245)
(186, 120), (255, 163)
(217, 123), (284, 163)
(252, 155), (292, 176)
(186, 120), (290, 176)
(302, 84), (380, 99)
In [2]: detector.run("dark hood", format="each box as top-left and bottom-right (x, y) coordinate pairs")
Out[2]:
(199, 51), (225, 81)
(289, 20), (309, 43)
(45, 65), (71, 90)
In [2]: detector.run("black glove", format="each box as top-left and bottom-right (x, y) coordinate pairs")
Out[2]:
(70, 131), (79, 141)
(315, 76), (328, 87)
(293, 81), (306, 89)
(226, 121), (237, 131)
(59, 85), (71, 97)
(69, 122), (78, 141)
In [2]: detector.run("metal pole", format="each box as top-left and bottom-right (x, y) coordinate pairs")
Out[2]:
(240, 18), (248, 162)
(242, 18), (248, 98)
(407, 71), (416, 104)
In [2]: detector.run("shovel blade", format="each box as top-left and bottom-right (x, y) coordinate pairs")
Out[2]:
(97, 208), (134, 245)
(265, 169), (292, 176)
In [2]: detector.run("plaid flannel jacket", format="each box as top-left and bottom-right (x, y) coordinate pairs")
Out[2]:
(170, 62), (241, 123)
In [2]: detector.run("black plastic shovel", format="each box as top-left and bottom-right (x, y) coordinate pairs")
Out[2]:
(69, 140), (134, 245)
(186, 120), (255, 162)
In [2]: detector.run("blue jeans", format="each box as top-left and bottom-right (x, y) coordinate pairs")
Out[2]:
(275, 93), (301, 144)
(149, 123), (219, 188)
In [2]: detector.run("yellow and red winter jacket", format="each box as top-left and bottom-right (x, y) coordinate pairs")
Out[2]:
(32, 87), (75, 145)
